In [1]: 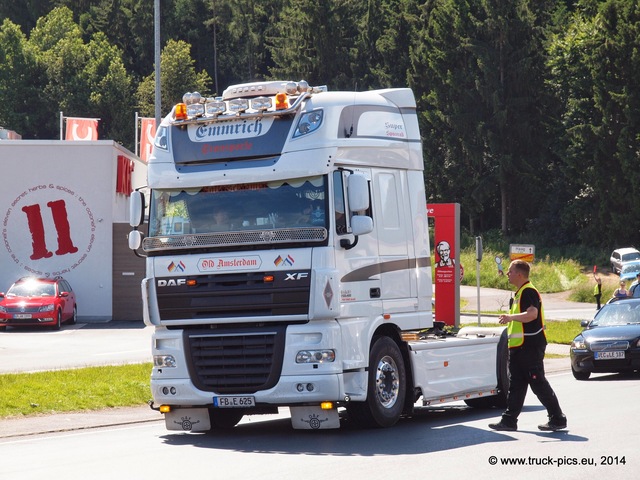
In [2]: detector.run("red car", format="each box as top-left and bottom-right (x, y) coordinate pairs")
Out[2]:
(0, 277), (77, 330)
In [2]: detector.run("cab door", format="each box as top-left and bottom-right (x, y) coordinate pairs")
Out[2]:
(371, 168), (412, 306)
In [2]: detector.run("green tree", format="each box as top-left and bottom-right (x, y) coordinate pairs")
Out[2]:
(28, 6), (90, 138)
(268, 0), (354, 89)
(351, 0), (419, 89)
(548, 0), (640, 247)
(0, 19), (47, 138)
(85, 32), (134, 146)
(412, 0), (556, 236)
(135, 39), (212, 118)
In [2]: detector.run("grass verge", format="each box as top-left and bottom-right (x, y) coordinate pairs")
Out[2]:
(0, 363), (152, 419)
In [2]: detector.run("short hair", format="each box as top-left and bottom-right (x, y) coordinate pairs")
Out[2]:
(510, 259), (530, 277)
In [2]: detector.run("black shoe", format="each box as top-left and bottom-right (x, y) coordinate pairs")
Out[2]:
(489, 421), (517, 432)
(538, 416), (567, 431)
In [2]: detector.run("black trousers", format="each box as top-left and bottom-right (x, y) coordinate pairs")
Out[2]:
(502, 345), (563, 425)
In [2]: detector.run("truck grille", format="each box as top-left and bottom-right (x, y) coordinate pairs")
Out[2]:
(185, 326), (285, 393)
(156, 270), (311, 320)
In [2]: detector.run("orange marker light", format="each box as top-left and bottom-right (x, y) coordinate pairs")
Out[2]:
(175, 103), (188, 120)
(263, 275), (274, 282)
(187, 279), (197, 287)
(275, 93), (289, 110)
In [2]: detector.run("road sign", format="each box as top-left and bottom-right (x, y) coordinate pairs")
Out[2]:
(510, 244), (535, 262)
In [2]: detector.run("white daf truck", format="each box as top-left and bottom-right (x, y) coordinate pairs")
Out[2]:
(128, 80), (508, 431)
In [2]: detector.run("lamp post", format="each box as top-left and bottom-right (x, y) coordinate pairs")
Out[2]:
(154, 0), (161, 126)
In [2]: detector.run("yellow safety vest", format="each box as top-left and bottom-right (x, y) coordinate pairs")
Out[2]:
(507, 282), (546, 348)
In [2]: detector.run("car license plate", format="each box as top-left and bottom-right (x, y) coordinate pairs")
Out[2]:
(595, 351), (625, 360)
(213, 396), (255, 408)
(13, 313), (32, 319)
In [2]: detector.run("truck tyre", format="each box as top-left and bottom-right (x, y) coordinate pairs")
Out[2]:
(465, 328), (509, 408)
(347, 336), (406, 428)
(208, 408), (244, 429)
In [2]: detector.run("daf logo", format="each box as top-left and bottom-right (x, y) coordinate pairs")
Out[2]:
(285, 273), (309, 281)
(157, 279), (187, 287)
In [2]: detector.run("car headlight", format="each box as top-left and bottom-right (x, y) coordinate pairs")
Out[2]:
(0, 306), (6, 313)
(571, 337), (586, 350)
(38, 304), (55, 312)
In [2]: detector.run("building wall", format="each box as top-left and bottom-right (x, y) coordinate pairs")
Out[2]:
(0, 140), (146, 321)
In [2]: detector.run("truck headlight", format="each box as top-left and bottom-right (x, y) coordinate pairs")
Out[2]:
(296, 349), (335, 364)
(154, 355), (177, 368)
(293, 110), (323, 138)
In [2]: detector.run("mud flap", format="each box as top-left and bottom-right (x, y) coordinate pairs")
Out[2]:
(290, 406), (340, 430)
(165, 408), (211, 432)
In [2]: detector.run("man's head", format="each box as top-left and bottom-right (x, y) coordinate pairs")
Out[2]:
(506, 259), (530, 287)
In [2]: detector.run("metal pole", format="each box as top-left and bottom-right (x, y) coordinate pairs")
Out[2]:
(154, 0), (161, 126)
(476, 259), (481, 326)
(475, 236), (483, 326)
(134, 112), (139, 157)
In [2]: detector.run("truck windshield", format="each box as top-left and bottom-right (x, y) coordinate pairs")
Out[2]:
(148, 175), (327, 239)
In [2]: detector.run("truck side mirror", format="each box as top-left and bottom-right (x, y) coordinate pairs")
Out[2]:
(129, 190), (145, 227)
(347, 173), (369, 212)
(128, 230), (143, 250)
(351, 215), (373, 236)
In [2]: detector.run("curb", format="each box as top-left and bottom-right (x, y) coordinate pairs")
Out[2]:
(0, 405), (161, 439)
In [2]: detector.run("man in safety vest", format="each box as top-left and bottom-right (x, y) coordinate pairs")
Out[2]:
(488, 259), (567, 432)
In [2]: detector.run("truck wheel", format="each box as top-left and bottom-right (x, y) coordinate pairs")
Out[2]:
(208, 408), (244, 429)
(347, 336), (406, 428)
(465, 328), (509, 408)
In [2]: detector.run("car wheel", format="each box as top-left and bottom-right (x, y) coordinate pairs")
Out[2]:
(572, 366), (590, 380)
(68, 305), (77, 325)
(53, 310), (62, 331)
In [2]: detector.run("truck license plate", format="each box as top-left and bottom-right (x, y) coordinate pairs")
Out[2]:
(213, 396), (255, 408)
(594, 351), (625, 360)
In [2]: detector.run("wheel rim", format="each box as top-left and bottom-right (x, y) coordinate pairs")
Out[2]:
(375, 355), (400, 409)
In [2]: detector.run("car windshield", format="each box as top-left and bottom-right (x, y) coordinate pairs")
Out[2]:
(7, 282), (55, 297)
(591, 301), (640, 326)
(147, 176), (327, 237)
(622, 252), (640, 262)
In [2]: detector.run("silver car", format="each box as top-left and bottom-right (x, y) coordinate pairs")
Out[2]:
(610, 247), (640, 275)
